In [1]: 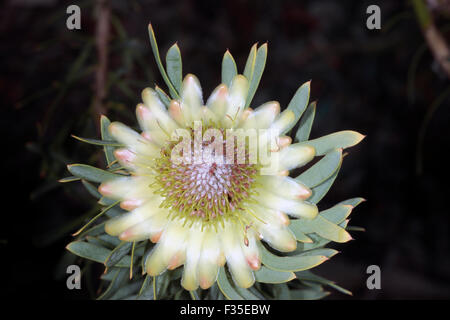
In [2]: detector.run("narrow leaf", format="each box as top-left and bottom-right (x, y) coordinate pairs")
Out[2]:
(289, 288), (330, 300)
(81, 180), (102, 199)
(72, 200), (119, 236)
(67, 164), (122, 183)
(254, 266), (296, 284)
(71, 135), (123, 147)
(284, 81), (310, 133)
(98, 268), (128, 300)
(243, 43), (257, 80)
(289, 215), (352, 243)
(302, 130), (365, 156)
(245, 43), (267, 108)
(217, 267), (244, 300)
(58, 176), (80, 183)
(155, 85), (171, 107)
(101, 115), (118, 167)
(221, 50), (238, 87)
(148, 24), (179, 99)
(105, 241), (132, 268)
(66, 241), (132, 267)
(137, 275), (154, 300)
(259, 243), (331, 272)
(308, 161), (342, 204)
(295, 101), (316, 142)
(166, 43), (182, 93)
(320, 204), (353, 224)
(296, 148), (342, 188)
(338, 197), (366, 208)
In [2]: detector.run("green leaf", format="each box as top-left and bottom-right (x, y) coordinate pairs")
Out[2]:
(137, 275), (154, 300)
(289, 288), (330, 300)
(296, 270), (352, 296)
(308, 161), (342, 204)
(296, 148), (342, 188)
(293, 231), (313, 243)
(81, 180), (102, 199)
(221, 50), (238, 88)
(295, 101), (316, 142)
(148, 24), (179, 99)
(72, 200), (119, 236)
(98, 234), (121, 247)
(98, 268), (128, 300)
(101, 267), (119, 281)
(338, 197), (366, 208)
(284, 81), (310, 134)
(166, 43), (182, 93)
(320, 204), (353, 224)
(66, 241), (132, 267)
(154, 273), (170, 300)
(289, 214), (352, 243)
(105, 241), (132, 268)
(98, 196), (116, 206)
(109, 280), (143, 300)
(217, 267), (244, 300)
(189, 290), (200, 300)
(234, 286), (261, 300)
(77, 222), (105, 238)
(245, 43), (267, 108)
(67, 164), (122, 183)
(300, 234), (330, 251)
(71, 135), (123, 147)
(155, 85), (171, 107)
(101, 115), (118, 168)
(273, 283), (291, 299)
(254, 266), (296, 283)
(302, 131), (365, 156)
(259, 243), (334, 272)
(58, 176), (81, 183)
(243, 43), (257, 80)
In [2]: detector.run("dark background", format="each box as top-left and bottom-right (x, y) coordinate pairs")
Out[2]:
(2, 0), (450, 299)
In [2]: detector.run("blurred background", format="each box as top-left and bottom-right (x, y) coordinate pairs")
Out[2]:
(2, 0), (450, 299)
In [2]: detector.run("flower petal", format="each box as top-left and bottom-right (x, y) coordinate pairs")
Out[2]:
(240, 101), (280, 129)
(109, 122), (160, 158)
(145, 220), (189, 276)
(98, 176), (155, 201)
(258, 222), (297, 252)
(278, 143), (316, 171)
(141, 88), (178, 134)
(180, 74), (203, 125)
(119, 210), (169, 242)
(105, 199), (163, 236)
(221, 222), (255, 288)
(257, 175), (312, 200)
(253, 188), (318, 219)
(181, 222), (204, 290)
(223, 75), (248, 128)
(198, 228), (222, 289)
(207, 84), (228, 119)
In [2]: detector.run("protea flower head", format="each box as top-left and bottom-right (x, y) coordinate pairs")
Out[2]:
(64, 24), (365, 299)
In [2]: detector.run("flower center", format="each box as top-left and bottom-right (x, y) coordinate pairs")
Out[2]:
(153, 126), (259, 224)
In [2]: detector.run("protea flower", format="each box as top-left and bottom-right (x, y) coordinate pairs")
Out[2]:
(64, 24), (365, 299)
